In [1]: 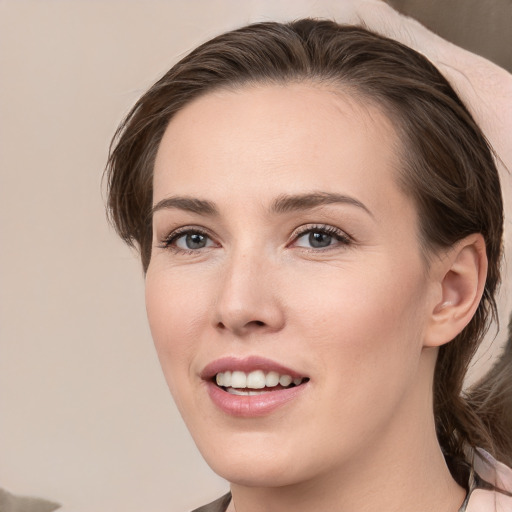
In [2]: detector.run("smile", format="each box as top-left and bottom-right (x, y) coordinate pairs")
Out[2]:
(216, 370), (307, 395)
(202, 357), (310, 417)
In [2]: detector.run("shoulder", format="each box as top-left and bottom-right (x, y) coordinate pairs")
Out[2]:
(190, 493), (232, 512)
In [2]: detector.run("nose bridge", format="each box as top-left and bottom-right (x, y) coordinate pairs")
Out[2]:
(213, 242), (283, 335)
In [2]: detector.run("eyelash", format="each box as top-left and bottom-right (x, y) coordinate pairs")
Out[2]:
(158, 227), (214, 254)
(290, 224), (352, 250)
(158, 224), (352, 254)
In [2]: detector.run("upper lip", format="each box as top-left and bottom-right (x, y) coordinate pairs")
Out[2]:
(200, 356), (307, 381)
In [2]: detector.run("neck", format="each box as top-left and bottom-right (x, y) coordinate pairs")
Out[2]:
(228, 350), (466, 512)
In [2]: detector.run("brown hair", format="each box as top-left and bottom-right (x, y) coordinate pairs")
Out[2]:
(105, 19), (507, 479)
(466, 314), (512, 468)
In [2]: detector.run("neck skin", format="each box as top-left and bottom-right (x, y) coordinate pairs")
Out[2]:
(227, 348), (466, 512)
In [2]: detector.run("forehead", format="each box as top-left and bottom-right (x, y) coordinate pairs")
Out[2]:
(153, 83), (405, 215)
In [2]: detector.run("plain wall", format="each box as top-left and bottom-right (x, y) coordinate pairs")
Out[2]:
(1, 1), (510, 511)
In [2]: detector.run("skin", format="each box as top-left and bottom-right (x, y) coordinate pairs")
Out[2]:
(146, 83), (484, 511)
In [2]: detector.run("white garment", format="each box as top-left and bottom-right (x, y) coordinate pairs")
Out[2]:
(465, 448), (512, 511)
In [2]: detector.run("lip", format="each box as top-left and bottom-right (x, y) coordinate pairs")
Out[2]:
(200, 355), (306, 380)
(201, 356), (309, 418)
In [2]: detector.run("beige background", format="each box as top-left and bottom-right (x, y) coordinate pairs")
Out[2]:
(1, 1), (511, 511)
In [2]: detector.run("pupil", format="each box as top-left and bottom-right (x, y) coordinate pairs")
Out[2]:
(186, 233), (206, 249)
(309, 231), (331, 248)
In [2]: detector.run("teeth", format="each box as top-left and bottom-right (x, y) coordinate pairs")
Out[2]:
(227, 388), (268, 396)
(266, 371), (280, 387)
(215, 370), (306, 390)
(246, 370), (266, 389)
(231, 371), (247, 388)
(216, 371), (231, 387)
(279, 374), (293, 387)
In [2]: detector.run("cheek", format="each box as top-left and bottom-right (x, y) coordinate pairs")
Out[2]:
(288, 258), (429, 393)
(144, 267), (211, 388)
(291, 255), (427, 339)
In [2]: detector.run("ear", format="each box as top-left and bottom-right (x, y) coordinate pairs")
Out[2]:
(423, 234), (488, 348)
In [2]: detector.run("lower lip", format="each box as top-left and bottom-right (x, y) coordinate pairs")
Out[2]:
(205, 381), (308, 417)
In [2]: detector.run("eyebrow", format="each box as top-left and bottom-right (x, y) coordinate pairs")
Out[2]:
(152, 196), (218, 216)
(270, 192), (373, 217)
(152, 192), (373, 218)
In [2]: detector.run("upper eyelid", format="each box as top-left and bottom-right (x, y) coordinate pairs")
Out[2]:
(166, 225), (209, 236)
(160, 225), (212, 238)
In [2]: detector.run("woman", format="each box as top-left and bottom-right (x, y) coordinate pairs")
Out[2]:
(106, 19), (512, 512)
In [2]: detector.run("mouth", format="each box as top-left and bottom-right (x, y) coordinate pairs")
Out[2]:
(201, 356), (310, 417)
(214, 370), (309, 396)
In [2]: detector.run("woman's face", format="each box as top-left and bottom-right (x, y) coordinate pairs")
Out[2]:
(146, 84), (439, 486)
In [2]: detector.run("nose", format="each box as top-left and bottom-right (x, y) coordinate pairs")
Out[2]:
(212, 250), (285, 337)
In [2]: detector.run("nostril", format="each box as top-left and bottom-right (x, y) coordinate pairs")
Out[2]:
(215, 319), (266, 333)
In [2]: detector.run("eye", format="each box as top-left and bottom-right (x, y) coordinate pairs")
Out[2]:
(293, 225), (351, 249)
(160, 228), (216, 252)
(177, 232), (211, 250)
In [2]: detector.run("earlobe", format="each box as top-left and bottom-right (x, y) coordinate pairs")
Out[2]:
(424, 234), (488, 348)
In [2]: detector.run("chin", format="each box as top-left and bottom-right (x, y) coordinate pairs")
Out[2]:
(193, 428), (328, 489)
(208, 454), (307, 488)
